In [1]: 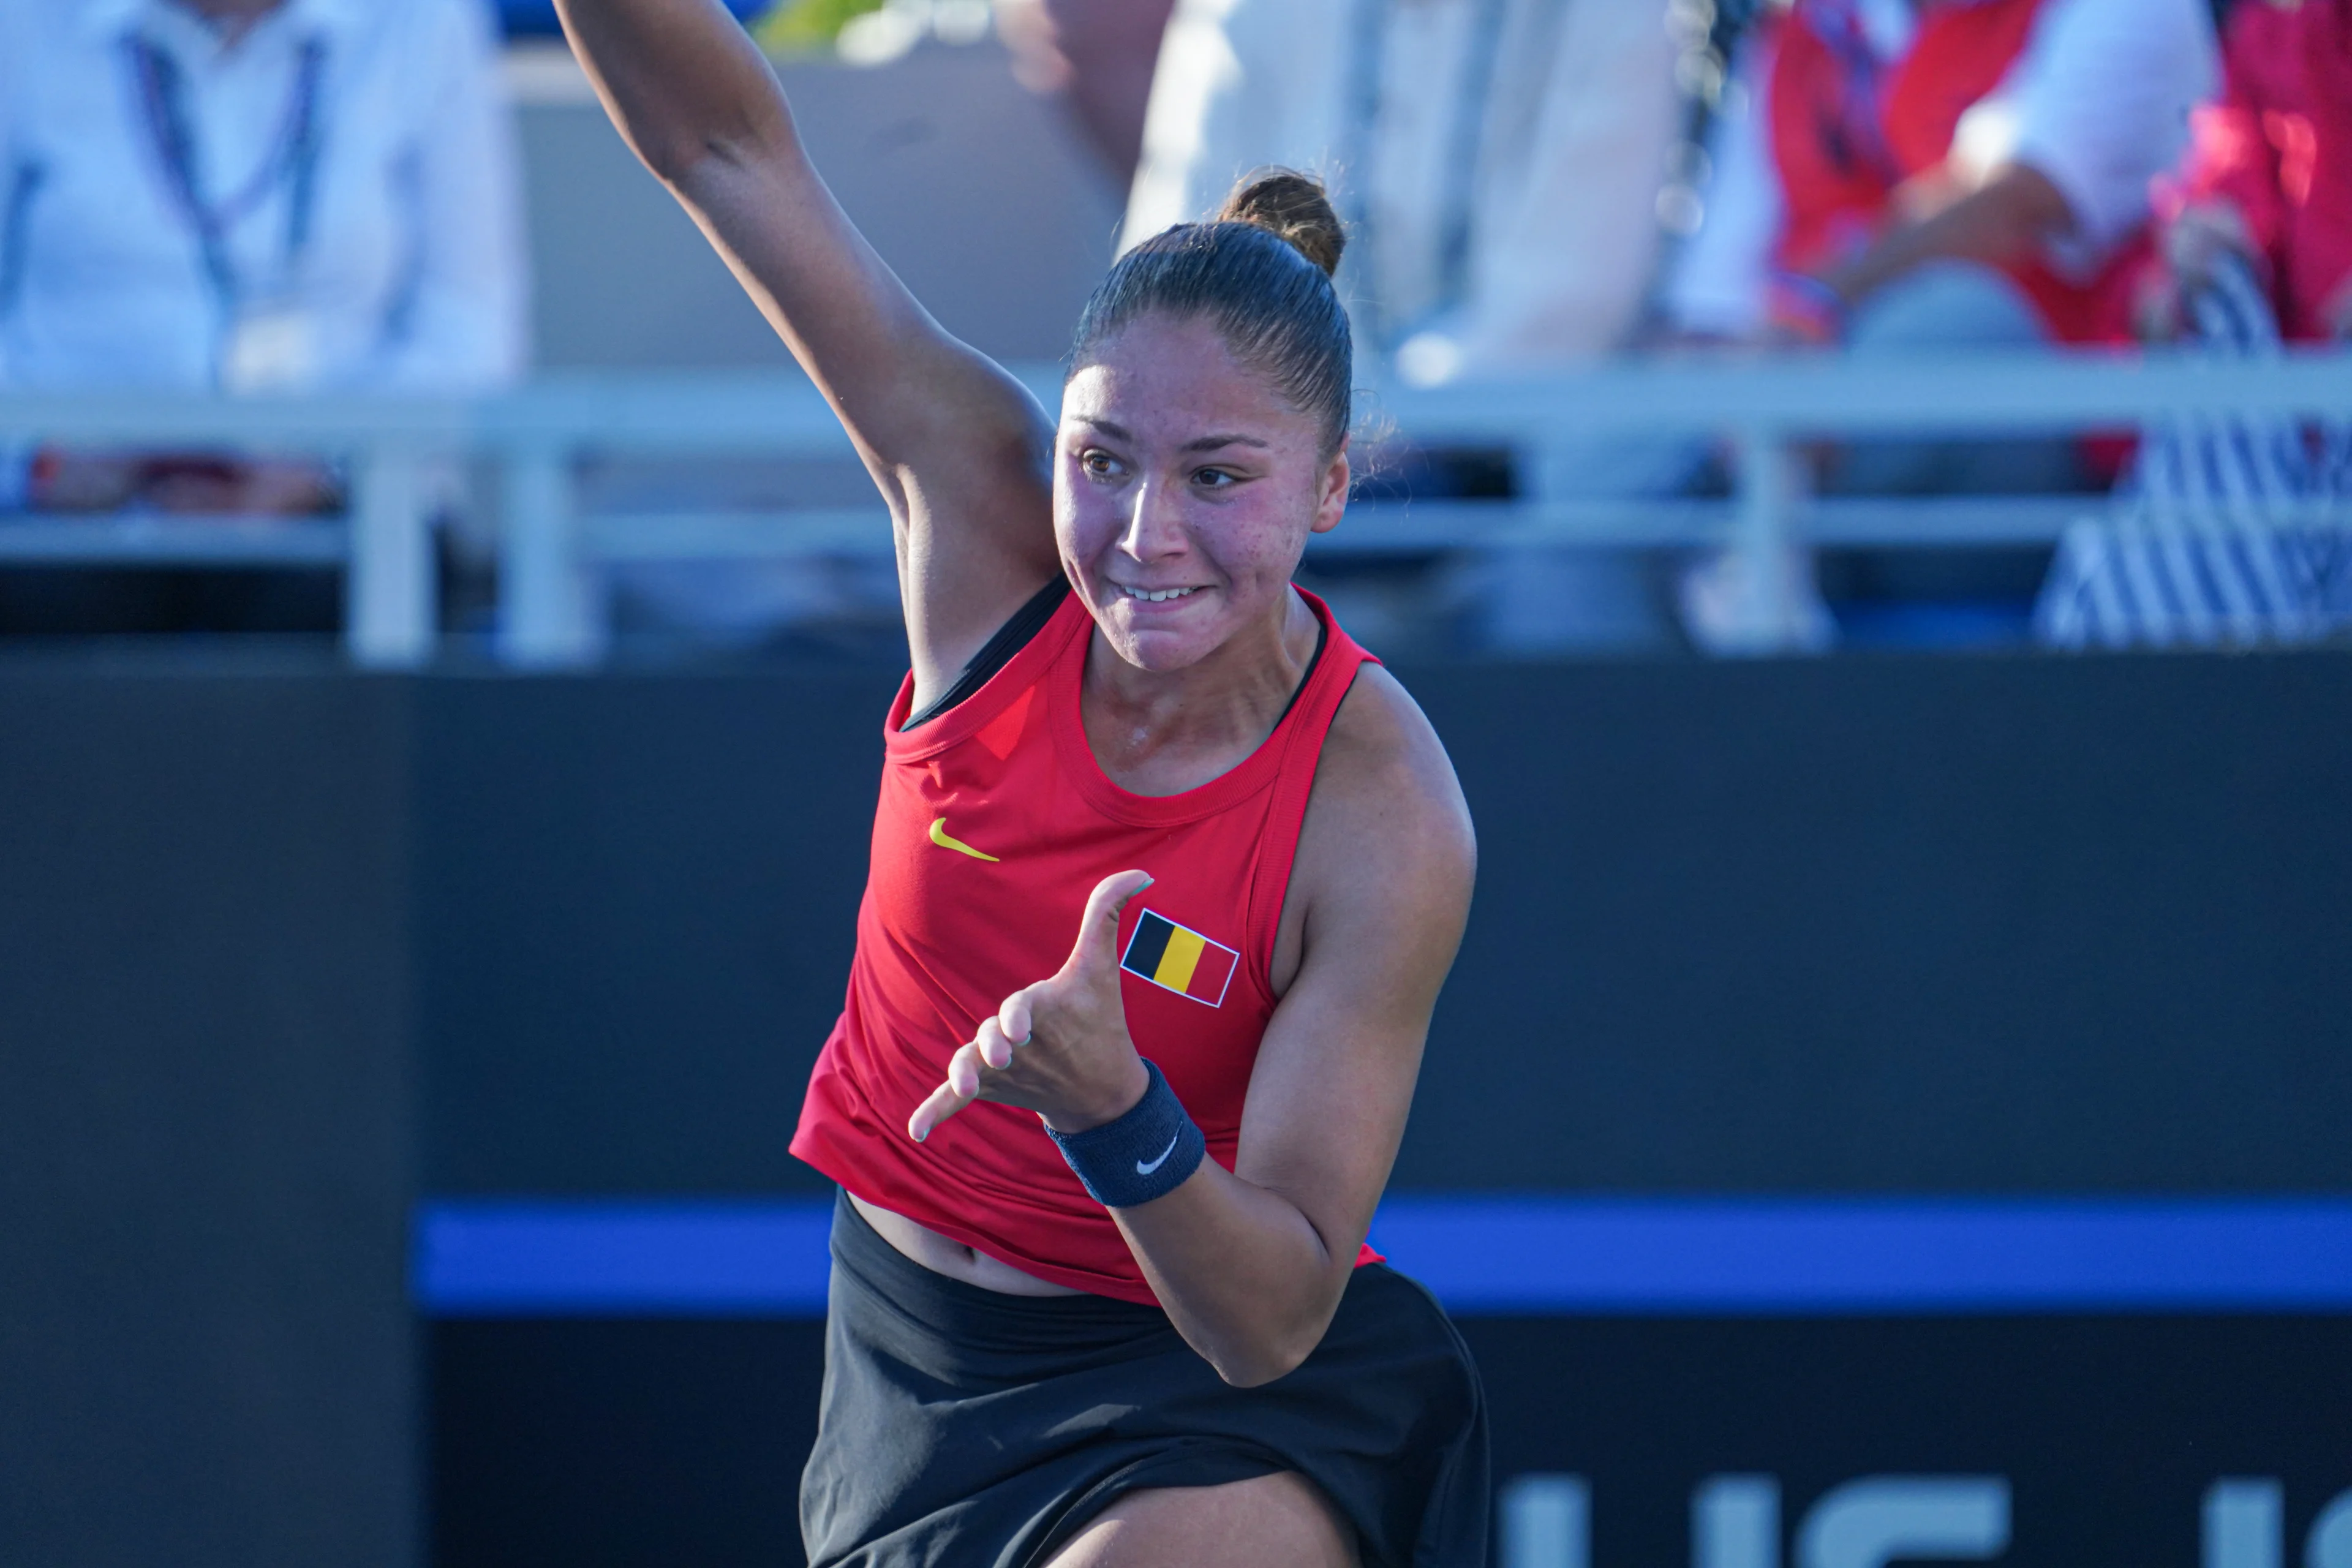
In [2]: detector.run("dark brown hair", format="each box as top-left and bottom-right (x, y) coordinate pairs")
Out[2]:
(1068, 170), (1352, 456)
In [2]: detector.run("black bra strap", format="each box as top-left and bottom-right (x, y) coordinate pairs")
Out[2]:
(902, 578), (1327, 734)
(902, 576), (1071, 731)
(1272, 614), (1330, 731)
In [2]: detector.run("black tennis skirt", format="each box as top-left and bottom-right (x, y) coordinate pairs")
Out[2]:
(801, 1190), (1489, 1567)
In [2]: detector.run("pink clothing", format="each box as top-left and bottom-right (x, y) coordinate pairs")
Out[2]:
(2171, 0), (2352, 341)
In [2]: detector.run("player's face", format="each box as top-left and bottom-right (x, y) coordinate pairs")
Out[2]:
(1057, 312), (1348, 674)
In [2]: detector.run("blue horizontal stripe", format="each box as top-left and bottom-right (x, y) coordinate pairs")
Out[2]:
(419, 1200), (835, 1317)
(1369, 1197), (2352, 1314)
(415, 1196), (2352, 1319)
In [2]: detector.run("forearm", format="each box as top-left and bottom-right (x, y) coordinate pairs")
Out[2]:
(1822, 164), (2075, 310)
(1019, 1036), (1357, 1386)
(555, 0), (795, 185)
(552, 0), (1023, 489)
(1115, 1162), (1355, 1387)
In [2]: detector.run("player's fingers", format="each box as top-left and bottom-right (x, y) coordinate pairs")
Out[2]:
(998, 986), (1039, 1046)
(946, 1039), (986, 1100)
(976, 1017), (1015, 1071)
(907, 1077), (971, 1142)
(1067, 869), (1154, 978)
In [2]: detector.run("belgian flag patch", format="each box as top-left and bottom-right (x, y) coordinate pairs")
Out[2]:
(1120, 910), (1240, 1007)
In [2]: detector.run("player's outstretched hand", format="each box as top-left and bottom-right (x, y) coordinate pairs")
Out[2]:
(907, 870), (1155, 1143)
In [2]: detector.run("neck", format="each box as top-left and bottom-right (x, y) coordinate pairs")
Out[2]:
(1082, 589), (1322, 797)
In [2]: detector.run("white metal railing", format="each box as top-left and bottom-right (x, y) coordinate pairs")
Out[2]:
(3, 350), (2348, 667)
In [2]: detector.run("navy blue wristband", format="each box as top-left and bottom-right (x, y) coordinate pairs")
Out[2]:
(1044, 1060), (1205, 1208)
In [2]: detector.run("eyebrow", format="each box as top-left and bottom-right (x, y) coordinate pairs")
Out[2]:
(1074, 417), (1271, 454)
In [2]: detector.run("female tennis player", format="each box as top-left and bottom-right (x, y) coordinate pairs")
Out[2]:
(556, 2), (1486, 1562)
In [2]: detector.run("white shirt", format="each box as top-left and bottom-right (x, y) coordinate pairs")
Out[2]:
(1125, 0), (1682, 380)
(0, 0), (528, 393)
(1663, 0), (2218, 336)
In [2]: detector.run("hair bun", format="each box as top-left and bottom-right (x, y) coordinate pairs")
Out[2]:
(1215, 170), (1346, 279)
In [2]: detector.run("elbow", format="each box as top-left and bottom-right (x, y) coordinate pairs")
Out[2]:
(644, 134), (740, 194)
(1205, 1319), (1329, 1390)
(643, 106), (792, 194)
(1210, 1347), (1308, 1390)
(653, 123), (802, 223)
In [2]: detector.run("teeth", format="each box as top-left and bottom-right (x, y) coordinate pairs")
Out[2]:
(1123, 586), (1197, 603)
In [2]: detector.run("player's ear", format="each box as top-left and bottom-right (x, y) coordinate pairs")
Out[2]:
(1311, 437), (1349, 535)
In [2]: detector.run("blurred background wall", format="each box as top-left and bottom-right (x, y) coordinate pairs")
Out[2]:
(0, 665), (416, 1568)
(507, 39), (1120, 371)
(9, 649), (2350, 1565)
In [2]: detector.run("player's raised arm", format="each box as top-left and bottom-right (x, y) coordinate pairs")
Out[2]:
(552, 0), (1060, 698)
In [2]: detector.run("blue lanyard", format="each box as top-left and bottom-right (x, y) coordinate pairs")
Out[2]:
(1342, 0), (1510, 353)
(126, 29), (326, 320)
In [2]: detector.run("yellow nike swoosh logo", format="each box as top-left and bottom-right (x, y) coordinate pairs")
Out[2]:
(929, 817), (1000, 862)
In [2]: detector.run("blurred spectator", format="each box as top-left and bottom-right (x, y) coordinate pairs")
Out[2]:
(0, 0), (528, 519)
(1125, 0), (1686, 652)
(2034, 244), (2352, 650)
(1130, 0), (1679, 380)
(1662, 0), (2216, 648)
(2033, 0), (2352, 651)
(993, 0), (1178, 185)
(2139, 0), (2352, 347)
(1672, 0), (2216, 420)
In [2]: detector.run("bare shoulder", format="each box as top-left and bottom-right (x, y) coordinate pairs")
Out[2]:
(1313, 664), (1476, 874)
(1276, 664), (1476, 996)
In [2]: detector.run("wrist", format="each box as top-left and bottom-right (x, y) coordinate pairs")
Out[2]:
(1042, 1054), (1150, 1135)
(1043, 1058), (1206, 1209)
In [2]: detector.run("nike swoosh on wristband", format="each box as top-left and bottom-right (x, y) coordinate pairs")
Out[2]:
(1136, 1133), (1182, 1176)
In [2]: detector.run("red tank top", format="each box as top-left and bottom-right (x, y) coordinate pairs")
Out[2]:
(790, 586), (1381, 1305)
